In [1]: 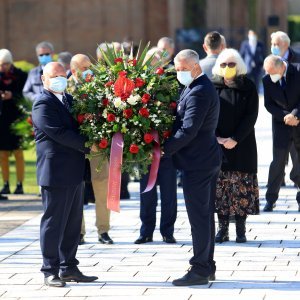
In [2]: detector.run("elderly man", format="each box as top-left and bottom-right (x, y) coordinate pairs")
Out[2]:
(200, 31), (225, 80)
(68, 54), (113, 245)
(58, 51), (72, 78)
(164, 50), (222, 286)
(32, 62), (98, 287)
(157, 37), (175, 64)
(263, 55), (300, 213)
(23, 41), (54, 102)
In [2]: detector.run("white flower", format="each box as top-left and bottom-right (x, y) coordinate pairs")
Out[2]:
(113, 97), (123, 108)
(156, 101), (162, 106)
(127, 94), (141, 106)
(102, 109), (108, 118)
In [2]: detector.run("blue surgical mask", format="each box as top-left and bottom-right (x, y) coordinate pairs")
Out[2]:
(38, 54), (52, 66)
(177, 71), (193, 86)
(271, 46), (281, 56)
(82, 69), (93, 80)
(49, 76), (68, 93)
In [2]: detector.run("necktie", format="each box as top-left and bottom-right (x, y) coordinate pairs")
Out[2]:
(62, 95), (71, 112)
(281, 77), (286, 89)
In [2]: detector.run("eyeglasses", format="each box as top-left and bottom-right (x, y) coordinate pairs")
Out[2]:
(39, 53), (51, 57)
(220, 62), (236, 68)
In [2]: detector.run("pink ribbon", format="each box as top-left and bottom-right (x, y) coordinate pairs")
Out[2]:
(107, 132), (124, 212)
(142, 130), (161, 193)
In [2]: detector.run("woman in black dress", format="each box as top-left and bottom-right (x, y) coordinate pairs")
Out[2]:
(0, 49), (27, 195)
(211, 48), (259, 243)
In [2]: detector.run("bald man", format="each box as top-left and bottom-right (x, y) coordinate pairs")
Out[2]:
(68, 54), (113, 245)
(32, 62), (98, 287)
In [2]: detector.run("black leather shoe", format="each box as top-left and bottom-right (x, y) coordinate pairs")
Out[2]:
(14, 183), (24, 194)
(162, 236), (176, 243)
(209, 273), (216, 281)
(60, 271), (98, 283)
(79, 234), (85, 245)
(263, 202), (276, 212)
(0, 194), (8, 200)
(298, 203), (300, 212)
(134, 236), (153, 244)
(0, 183), (10, 194)
(44, 275), (66, 287)
(172, 270), (209, 286)
(99, 232), (113, 244)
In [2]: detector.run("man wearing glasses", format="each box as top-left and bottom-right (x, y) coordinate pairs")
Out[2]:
(23, 41), (54, 102)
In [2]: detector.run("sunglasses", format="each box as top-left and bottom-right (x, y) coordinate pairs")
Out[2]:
(220, 62), (236, 68)
(39, 53), (51, 57)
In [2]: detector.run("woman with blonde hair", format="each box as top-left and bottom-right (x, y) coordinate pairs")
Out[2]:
(211, 48), (259, 243)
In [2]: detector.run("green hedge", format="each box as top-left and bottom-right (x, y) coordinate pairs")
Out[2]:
(288, 15), (300, 43)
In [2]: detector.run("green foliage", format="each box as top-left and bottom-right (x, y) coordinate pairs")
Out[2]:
(288, 15), (300, 43)
(14, 60), (35, 73)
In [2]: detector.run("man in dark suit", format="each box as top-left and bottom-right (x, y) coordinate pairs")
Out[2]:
(23, 41), (54, 102)
(32, 62), (98, 287)
(0, 94), (7, 200)
(263, 55), (300, 213)
(240, 29), (265, 89)
(164, 49), (222, 286)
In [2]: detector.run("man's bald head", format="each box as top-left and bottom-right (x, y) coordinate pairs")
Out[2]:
(263, 54), (286, 77)
(42, 62), (67, 92)
(70, 54), (92, 81)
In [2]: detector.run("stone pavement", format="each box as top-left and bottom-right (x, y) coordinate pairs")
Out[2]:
(0, 99), (300, 299)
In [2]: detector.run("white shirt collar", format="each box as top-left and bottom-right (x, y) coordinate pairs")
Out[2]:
(45, 88), (64, 102)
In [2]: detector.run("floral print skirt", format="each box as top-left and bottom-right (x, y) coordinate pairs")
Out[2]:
(215, 171), (259, 216)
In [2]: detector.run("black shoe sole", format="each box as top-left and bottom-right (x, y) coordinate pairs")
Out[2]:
(60, 276), (98, 283)
(99, 239), (113, 244)
(215, 236), (229, 243)
(172, 279), (209, 286)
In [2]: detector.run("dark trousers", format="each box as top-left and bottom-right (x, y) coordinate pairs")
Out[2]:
(266, 133), (300, 203)
(182, 166), (220, 277)
(40, 182), (84, 277)
(139, 158), (177, 237)
(289, 143), (300, 183)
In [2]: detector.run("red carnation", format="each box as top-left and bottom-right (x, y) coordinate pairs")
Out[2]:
(142, 93), (151, 104)
(26, 116), (33, 126)
(129, 144), (139, 154)
(105, 81), (114, 87)
(114, 57), (123, 64)
(102, 98), (109, 106)
(144, 133), (154, 144)
(123, 108), (133, 119)
(107, 113), (116, 122)
(99, 138), (108, 149)
(155, 67), (164, 75)
(135, 77), (145, 87)
(128, 59), (137, 66)
(163, 130), (171, 139)
(77, 114), (85, 124)
(139, 108), (149, 118)
(119, 70), (127, 77)
(169, 101), (177, 110)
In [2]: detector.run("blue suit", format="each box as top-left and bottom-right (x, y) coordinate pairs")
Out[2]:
(164, 74), (222, 277)
(23, 65), (44, 102)
(32, 89), (88, 277)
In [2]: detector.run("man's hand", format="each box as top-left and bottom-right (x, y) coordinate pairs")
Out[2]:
(1, 91), (12, 101)
(91, 143), (99, 152)
(223, 137), (238, 149)
(284, 114), (299, 126)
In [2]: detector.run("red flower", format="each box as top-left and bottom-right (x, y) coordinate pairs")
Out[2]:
(105, 81), (114, 87)
(26, 116), (33, 126)
(114, 57), (123, 64)
(144, 133), (154, 144)
(85, 74), (93, 82)
(119, 71), (127, 77)
(102, 98), (109, 106)
(77, 114), (85, 124)
(163, 130), (171, 139)
(129, 144), (139, 154)
(135, 77), (145, 87)
(142, 93), (151, 104)
(99, 138), (108, 149)
(169, 101), (177, 110)
(128, 59), (137, 66)
(155, 67), (164, 75)
(107, 113), (116, 122)
(123, 108), (133, 119)
(81, 93), (88, 99)
(139, 108), (149, 118)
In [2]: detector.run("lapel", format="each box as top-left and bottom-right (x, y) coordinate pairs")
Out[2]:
(178, 75), (206, 104)
(43, 89), (71, 115)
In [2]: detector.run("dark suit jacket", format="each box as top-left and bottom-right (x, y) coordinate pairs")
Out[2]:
(239, 40), (265, 74)
(164, 74), (222, 171)
(23, 65), (43, 102)
(263, 63), (300, 148)
(287, 47), (300, 64)
(32, 89), (89, 187)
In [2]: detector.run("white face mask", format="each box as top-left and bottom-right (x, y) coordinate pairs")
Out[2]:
(248, 35), (257, 44)
(177, 71), (193, 86)
(270, 73), (281, 83)
(49, 76), (68, 93)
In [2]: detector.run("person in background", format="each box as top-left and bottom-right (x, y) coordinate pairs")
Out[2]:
(263, 55), (300, 213)
(0, 49), (27, 195)
(68, 54), (113, 245)
(23, 41), (54, 102)
(200, 31), (226, 80)
(239, 29), (265, 89)
(96, 43), (111, 61)
(157, 37), (175, 64)
(58, 51), (72, 78)
(211, 48), (259, 243)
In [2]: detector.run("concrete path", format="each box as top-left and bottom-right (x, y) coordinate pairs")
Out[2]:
(0, 99), (300, 299)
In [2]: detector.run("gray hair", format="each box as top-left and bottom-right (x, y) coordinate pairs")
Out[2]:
(58, 51), (72, 67)
(36, 41), (54, 53)
(212, 48), (247, 76)
(0, 49), (13, 63)
(96, 43), (111, 58)
(263, 54), (284, 70)
(271, 31), (290, 46)
(174, 49), (199, 64)
(158, 37), (175, 49)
